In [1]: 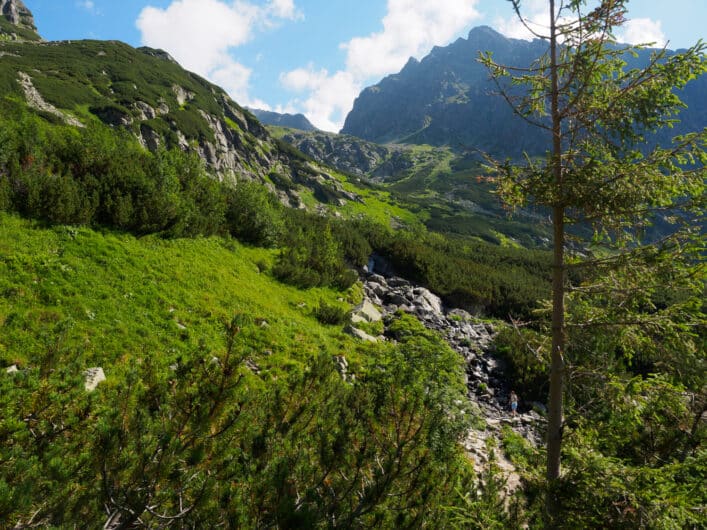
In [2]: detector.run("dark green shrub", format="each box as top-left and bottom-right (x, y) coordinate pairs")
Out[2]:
(313, 298), (350, 325)
(226, 182), (284, 247)
(494, 326), (549, 403)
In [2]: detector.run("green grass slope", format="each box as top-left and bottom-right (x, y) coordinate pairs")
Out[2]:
(0, 212), (369, 373)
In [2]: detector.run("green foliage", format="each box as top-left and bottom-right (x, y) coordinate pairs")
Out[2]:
(0, 286), (480, 527)
(376, 230), (551, 319)
(313, 298), (350, 325)
(225, 181), (283, 247)
(495, 325), (549, 402)
(481, 1), (706, 518)
(547, 375), (706, 529)
(443, 440), (528, 529)
(274, 212), (358, 290)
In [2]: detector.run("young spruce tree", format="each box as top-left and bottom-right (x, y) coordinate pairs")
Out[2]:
(480, 0), (706, 520)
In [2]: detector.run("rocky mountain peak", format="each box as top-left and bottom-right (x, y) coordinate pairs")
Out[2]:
(1, 0), (36, 31)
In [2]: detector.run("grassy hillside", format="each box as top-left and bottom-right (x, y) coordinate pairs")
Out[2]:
(0, 212), (366, 371)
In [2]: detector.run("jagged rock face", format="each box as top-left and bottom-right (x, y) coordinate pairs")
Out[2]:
(282, 130), (418, 181)
(341, 27), (547, 155)
(1, 0), (36, 31)
(342, 25), (707, 157)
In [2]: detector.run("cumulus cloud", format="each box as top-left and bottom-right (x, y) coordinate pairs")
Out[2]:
(281, 0), (481, 131)
(617, 18), (666, 47)
(281, 67), (360, 132)
(136, 0), (300, 107)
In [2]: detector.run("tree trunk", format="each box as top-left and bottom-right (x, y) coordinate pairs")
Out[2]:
(545, 0), (566, 521)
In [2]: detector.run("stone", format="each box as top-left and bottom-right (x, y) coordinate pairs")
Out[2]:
(368, 273), (386, 285)
(387, 277), (410, 288)
(351, 299), (382, 324)
(172, 85), (194, 106)
(384, 292), (409, 307)
(6, 364), (19, 374)
(333, 355), (354, 382)
(133, 101), (156, 121)
(84, 367), (106, 392)
(245, 359), (261, 374)
(1, 0), (36, 31)
(346, 325), (378, 343)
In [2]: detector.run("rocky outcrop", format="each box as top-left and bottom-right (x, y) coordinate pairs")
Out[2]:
(281, 130), (416, 181)
(17, 71), (83, 127)
(1, 0), (36, 31)
(84, 367), (106, 392)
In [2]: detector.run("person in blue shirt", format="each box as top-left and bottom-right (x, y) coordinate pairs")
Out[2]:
(509, 391), (519, 416)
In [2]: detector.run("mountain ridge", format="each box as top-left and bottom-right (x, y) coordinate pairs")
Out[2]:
(249, 108), (318, 132)
(341, 26), (707, 155)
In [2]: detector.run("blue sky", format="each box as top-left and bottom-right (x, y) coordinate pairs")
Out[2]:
(26, 1), (707, 131)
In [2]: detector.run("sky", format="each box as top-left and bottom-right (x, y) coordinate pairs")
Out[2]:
(25, 0), (707, 132)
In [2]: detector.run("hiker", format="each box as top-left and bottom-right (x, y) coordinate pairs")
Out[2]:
(509, 391), (518, 416)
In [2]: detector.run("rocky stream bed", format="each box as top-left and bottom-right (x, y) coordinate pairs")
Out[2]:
(347, 268), (546, 496)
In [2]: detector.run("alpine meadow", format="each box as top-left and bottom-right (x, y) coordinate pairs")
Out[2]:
(0, 0), (704, 528)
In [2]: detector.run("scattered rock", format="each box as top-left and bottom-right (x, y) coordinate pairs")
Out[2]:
(359, 266), (545, 496)
(333, 355), (354, 382)
(346, 325), (379, 343)
(84, 367), (106, 392)
(172, 84), (194, 106)
(245, 358), (261, 374)
(350, 299), (382, 324)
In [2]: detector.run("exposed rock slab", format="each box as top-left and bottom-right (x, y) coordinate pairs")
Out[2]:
(84, 367), (106, 392)
(18, 72), (83, 127)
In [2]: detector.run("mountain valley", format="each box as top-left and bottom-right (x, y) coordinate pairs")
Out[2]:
(1, 1), (705, 527)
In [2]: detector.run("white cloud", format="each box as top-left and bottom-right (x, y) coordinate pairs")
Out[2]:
(76, 0), (98, 14)
(281, 67), (360, 131)
(282, 0), (482, 131)
(617, 18), (666, 47)
(345, 0), (481, 79)
(268, 0), (302, 21)
(494, 0), (548, 41)
(136, 0), (300, 107)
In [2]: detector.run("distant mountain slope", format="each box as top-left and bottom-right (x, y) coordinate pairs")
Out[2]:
(278, 129), (420, 180)
(274, 127), (551, 246)
(342, 26), (707, 156)
(250, 108), (317, 131)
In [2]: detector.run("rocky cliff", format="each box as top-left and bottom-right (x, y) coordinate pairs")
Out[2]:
(280, 129), (417, 181)
(342, 26), (707, 157)
(0, 0), (40, 40)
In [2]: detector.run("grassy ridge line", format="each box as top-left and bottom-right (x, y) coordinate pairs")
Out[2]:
(0, 212), (367, 375)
